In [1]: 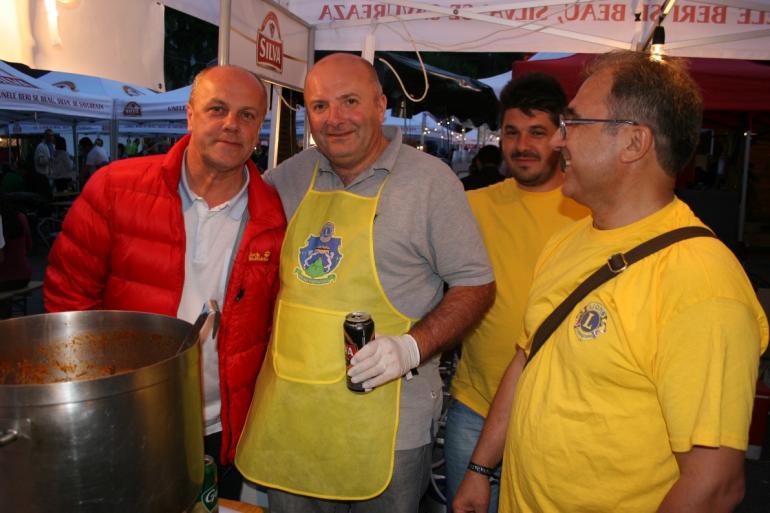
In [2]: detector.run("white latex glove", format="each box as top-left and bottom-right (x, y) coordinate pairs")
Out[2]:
(348, 334), (421, 389)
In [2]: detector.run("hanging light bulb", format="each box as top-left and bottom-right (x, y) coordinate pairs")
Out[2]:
(651, 25), (666, 62)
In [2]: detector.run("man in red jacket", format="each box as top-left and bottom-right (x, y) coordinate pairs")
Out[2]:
(44, 65), (286, 499)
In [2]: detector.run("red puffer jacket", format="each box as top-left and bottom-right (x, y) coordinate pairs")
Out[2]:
(44, 135), (286, 463)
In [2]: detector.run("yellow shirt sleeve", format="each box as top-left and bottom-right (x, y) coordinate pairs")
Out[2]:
(655, 297), (764, 452)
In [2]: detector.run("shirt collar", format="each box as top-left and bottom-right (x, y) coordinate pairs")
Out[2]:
(316, 126), (402, 186)
(179, 149), (250, 220)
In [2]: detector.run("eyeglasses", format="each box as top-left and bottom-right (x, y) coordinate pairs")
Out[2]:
(558, 115), (639, 140)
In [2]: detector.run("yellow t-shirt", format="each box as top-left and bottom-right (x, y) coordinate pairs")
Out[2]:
(451, 180), (588, 416)
(501, 198), (769, 513)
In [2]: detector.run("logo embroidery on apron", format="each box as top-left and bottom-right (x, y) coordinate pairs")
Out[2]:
(294, 221), (344, 285)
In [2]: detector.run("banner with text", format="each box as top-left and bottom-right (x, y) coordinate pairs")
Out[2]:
(283, 0), (770, 59)
(0, 61), (112, 121)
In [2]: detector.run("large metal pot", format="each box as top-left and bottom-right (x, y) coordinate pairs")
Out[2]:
(0, 311), (204, 512)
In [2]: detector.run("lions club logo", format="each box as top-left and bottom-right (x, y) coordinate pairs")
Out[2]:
(295, 222), (343, 285)
(573, 302), (608, 341)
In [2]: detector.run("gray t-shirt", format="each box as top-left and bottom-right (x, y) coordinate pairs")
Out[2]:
(265, 126), (494, 449)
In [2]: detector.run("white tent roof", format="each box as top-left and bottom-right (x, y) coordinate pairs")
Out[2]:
(479, 72), (511, 99)
(40, 70), (192, 124)
(0, 61), (113, 124)
(38, 71), (191, 125)
(2, 1), (770, 92)
(166, 1), (770, 60)
(115, 86), (191, 122)
(39, 71), (158, 99)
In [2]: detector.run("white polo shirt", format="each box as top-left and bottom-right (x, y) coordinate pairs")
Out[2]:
(177, 155), (249, 435)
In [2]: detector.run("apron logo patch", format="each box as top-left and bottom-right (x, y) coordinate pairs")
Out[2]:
(295, 221), (343, 285)
(573, 302), (608, 341)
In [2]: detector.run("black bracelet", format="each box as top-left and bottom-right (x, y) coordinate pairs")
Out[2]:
(467, 461), (496, 477)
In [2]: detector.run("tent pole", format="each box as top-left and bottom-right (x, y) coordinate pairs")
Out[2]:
(72, 120), (80, 191)
(738, 126), (753, 244)
(3, 126), (10, 165)
(110, 118), (118, 161)
(218, 0), (232, 65)
(268, 85), (282, 169)
(420, 113), (426, 150)
(302, 26), (316, 152)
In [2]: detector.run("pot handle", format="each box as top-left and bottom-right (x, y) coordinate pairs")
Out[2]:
(0, 429), (18, 446)
(176, 300), (221, 355)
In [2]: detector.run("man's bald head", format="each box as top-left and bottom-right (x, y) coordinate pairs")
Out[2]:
(189, 65), (268, 107)
(305, 53), (383, 98)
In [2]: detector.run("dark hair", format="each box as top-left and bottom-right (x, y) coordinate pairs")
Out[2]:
(586, 51), (703, 177)
(474, 145), (502, 168)
(499, 72), (567, 126)
(54, 136), (67, 151)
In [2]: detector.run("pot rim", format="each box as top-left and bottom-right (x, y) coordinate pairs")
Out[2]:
(0, 311), (200, 405)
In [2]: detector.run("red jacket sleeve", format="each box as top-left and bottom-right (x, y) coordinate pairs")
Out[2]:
(44, 170), (114, 312)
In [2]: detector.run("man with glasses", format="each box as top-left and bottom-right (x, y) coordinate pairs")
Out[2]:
(454, 50), (768, 513)
(445, 73), (588, 513)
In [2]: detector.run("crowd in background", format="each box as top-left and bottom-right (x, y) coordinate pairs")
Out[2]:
(0, 131), (176, 307)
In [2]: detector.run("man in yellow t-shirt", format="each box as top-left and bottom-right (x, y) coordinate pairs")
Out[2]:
(445, 72), (588, 512)
(454, 50), (769, 513)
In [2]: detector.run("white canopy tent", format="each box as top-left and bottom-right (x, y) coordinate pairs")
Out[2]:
(3, 1), (769, 99)
(159, 0), (770, 167)
(40, 75), (189, 125)
(166, 0), (770, 60)
(3, 1), (769, 168)
(0, 60), (113, 166)
(39, 72), (159, 101)
(113, 85), (191, 137)
(115, 86), (190, 122)
(0, 61), (112, 126)
(38, 70), (169, 155)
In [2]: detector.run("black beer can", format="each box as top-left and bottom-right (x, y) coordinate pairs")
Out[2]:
(344, 311), (375, 392)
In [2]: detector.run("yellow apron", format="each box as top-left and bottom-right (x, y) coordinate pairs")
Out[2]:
(236, 163), (414, 500)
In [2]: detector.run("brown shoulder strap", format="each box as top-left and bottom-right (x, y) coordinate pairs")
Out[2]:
(525, 226), (715, 367)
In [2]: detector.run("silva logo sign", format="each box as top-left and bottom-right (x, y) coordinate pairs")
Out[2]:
(257, 11), (283, 73)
